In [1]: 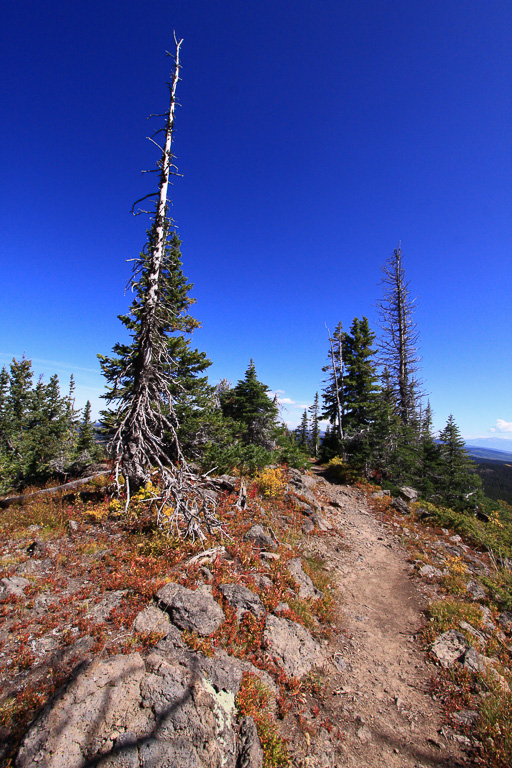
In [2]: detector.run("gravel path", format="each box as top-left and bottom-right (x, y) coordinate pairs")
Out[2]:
(294, 475), (470, 767)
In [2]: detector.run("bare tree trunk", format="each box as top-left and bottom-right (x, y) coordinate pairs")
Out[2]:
(326, 325), (344, 442)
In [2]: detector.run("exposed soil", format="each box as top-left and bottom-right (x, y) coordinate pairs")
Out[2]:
(284, 471), (469, 767)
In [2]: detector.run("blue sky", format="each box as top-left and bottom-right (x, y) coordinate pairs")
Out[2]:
(1, 0), (511, 439)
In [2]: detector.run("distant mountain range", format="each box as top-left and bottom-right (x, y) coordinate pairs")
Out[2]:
(464, 438), (512, 463)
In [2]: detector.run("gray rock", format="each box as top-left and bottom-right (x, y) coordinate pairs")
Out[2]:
(218, 583), (265, 618)
(466, 580), (487, 601)
(286, 558), (322, 599)
(133, 604), (172, 635)
(87, 590), (126, 621)
(237, 716), (263, 768)
(243, 525), (277, 551)
(459, 621), (487, 646)
(273, 602), (290, 615)
(264, 615), (322, 678)
(391, 498), (410, 515)
(1, 576), (30, 597)
(431, 630), (469, 667)
(157, 583), (225, 636)
(479, 605), (496, 633)
(399, 486), (418, 502)
(452, 710), (479, 727)
(302, 519), (315, 534)
(310, 512), (332, 531)
(498, 611), (512, 633)
(17, 646), (242, 768)
(419, 565), (442, 579)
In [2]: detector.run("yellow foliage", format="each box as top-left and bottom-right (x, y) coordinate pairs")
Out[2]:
(257, 467), (285, 498)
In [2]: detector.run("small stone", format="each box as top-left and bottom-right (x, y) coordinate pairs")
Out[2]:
(244, 525), (277, 550)
(392, 498), (410, 515)
(264, 614), (322, 678)
(452, 709), (479, 727)
(399, 486), (418, 503)
(431, 630), (469, 667)
(419, 565), (442, 579)
(286, 558), (322, 599)
(466, 580), (487, 601)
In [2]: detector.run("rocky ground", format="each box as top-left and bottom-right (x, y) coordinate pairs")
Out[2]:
(1, 467), (511, 767)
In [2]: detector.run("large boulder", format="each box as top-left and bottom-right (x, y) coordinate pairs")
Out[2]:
(16, 644), (250, 768)
(156, 583), (225, 636)
(264, 615), (323, 678)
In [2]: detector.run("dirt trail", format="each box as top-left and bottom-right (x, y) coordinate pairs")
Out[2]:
(296, 475), (469, 768)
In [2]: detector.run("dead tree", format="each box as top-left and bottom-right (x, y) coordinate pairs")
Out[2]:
(99, 37), (221, 540)
(376, 244), (422, 425)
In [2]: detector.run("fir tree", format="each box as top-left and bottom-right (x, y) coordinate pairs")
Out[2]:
(417, 402), (442, 499)
(343, 317), (379, 434)
(220, 360), (278, 450)
(76, 400), (97, 458)
(438, 415), (482, 511)
(295, 410), (309, 450)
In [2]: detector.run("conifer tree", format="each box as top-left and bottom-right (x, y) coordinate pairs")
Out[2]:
(343, 317), (379, 434)
(438, 415), (482, 511)
(376, 245), (421, 425)
(76, 400), (97, 458)
(295, 410), (309, 450)
(220, 361), (278, 450)
(98, 39), (220, 538)
(308, 393), (320, 458)
(417, 402), (441, 499)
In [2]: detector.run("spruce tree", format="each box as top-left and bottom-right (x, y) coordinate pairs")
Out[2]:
(76, 400), (97, 458)
(295, 410), (309, 450)
(308, 392), (320, 458)
(220, 361), (278, 450)
(438, 415), (482, 511)
(343, 317), (379, 434)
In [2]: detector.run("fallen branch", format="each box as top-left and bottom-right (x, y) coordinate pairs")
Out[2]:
(0, 472), (110, 509)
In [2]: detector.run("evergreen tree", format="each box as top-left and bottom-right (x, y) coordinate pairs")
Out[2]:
(295, 410), (309, 450)
(76, 400), (97, 458)
(220, 360), (278, 450)
(438, 415), (482, 511)
(343, 317), (379, 435)
(376, 245), (421, 425)
(98, 40), (216, 514)
(308, 393), (320, 458)
(417, 402), (442, 499)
